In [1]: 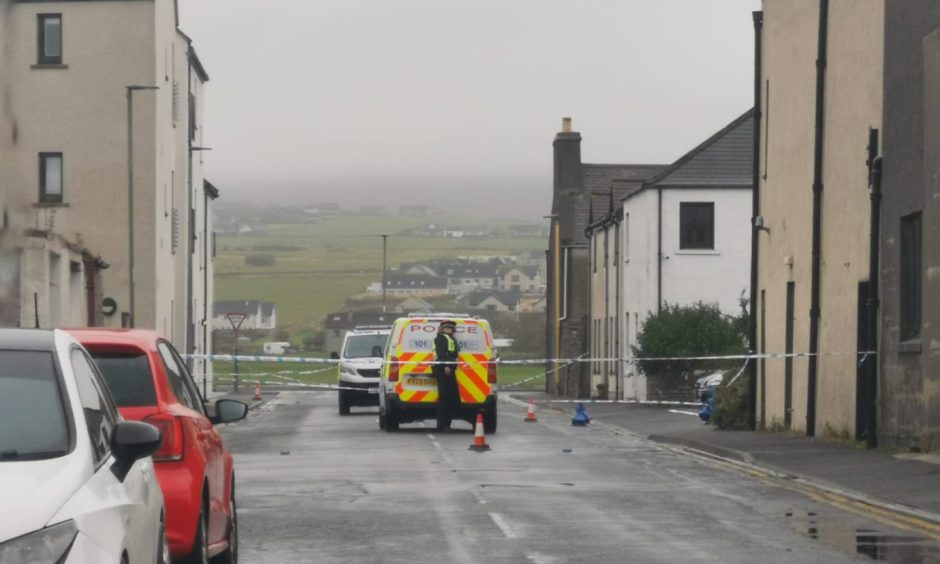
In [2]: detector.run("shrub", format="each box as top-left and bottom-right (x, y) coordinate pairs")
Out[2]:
(633, 301), (747, 391)
(244, 253), (276, 267)
(711, 373), (750, 430)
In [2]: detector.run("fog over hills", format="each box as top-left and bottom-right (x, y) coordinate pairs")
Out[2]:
(219, 173), (552, 221)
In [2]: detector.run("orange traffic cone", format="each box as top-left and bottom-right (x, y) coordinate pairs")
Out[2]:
(468, 413), (491, 452)
(253, 382), (262, 401)
(524, 399), (538, 422)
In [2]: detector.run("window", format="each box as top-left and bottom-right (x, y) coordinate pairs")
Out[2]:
(900, 212), (922, 341)
(39, 153), (63, 203)
(0, 351), (69, 459)
(37, 14), (62, 65)
(680, 202), (714, 250)
(71, 348), (118, 465)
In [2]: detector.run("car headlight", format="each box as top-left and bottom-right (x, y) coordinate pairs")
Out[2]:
(0, 520), (78, 564)
(340, 365), (358, 377)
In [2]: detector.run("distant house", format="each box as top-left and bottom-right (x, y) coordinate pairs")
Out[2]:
(436, 262), (500, 294)
(213, 301), (277, 331)
(323, 311), (395, 355)
(467, 290), (521, 312)
(400, 205), (437, 217)
(359, 205), (387, 215)
(394, 297), (434, 313)
(509, 224), (550, 237)
(520, 294), (547, 314)
(383, 274), (448, 297)
(498, 265), (542, 293)
(515, 250), (546, 267)
(305, 203), (342, 215)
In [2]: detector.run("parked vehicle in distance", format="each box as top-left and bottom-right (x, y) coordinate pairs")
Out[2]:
(379, 314), (498, 433)
(694, 371), (725, 403)
(70, 329), (247, 564)
(0, 329), (167, 564)
(262, 341), (291, 355)
(336, 326), (391, 415)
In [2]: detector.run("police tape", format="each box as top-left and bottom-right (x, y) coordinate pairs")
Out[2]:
(213, 377), (378, 394)
(187, 350), (875, 366)
(499, 353), (586, 389)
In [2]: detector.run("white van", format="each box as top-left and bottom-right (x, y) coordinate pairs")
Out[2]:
(337, 326), (391, 415)
(379, 314), (498, 433)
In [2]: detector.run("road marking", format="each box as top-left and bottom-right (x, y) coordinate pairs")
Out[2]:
(427, 433), (436, 441)
(668, 409), (699, 416)
(488, 512), (518, 539)
(472, 490), (488, 505)
(526, 553), (557, 564)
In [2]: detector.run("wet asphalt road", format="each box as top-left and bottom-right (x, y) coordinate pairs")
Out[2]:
(217, 392), (940, 563)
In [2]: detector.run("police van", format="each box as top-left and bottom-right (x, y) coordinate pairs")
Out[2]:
(379, 314), (498, 433)
(337, 326), (391, 415)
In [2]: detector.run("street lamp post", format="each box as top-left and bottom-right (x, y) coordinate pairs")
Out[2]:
(381, 234), (388, 312)
(126, 85), (159, 328)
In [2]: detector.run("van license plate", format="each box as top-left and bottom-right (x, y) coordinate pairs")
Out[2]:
(368, 388), (379, 394)
(408, 377), (436, 387)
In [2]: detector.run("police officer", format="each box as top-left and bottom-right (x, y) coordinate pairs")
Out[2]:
(433, 320), (460, 431)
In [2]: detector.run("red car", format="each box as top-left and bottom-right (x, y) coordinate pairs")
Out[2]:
(70, 329), (246, 564)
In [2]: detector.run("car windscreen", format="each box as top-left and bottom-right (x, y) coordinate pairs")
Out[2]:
(400, 323), (488, 353)
(0, 351), (69, 460)
(90, 352), (158, 407)
(343, 334), (388, 359)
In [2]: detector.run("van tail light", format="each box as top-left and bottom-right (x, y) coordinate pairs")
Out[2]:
(389, 356), (400, 382)
(487, 361), (498, 384)
(143, 413), (184, 461)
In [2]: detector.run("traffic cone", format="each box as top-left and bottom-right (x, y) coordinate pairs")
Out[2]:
(253, 382), (262, 401)
(571, 402), (591, 426)
(468, 413), (491, 452)
(524, 399), (538, 422)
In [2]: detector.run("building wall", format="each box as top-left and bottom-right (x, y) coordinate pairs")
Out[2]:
(758, 0), (883, 434)
(5, 0), (157, 328)
(660, 188), (752, 316)
(815, 0), (884, 437)
(880, 1), (940, 448)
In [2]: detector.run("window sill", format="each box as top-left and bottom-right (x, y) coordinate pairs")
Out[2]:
(31, 63), (68, 70)
(674, 249), (720, 256)
(898, 339), (922, 355)
(33, 202), (69, 208)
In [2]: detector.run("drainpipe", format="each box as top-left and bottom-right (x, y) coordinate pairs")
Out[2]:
(865, 151), (882, 449)
(807, 0), (829, 437)
(748, 10), (763, 431)
(656, 187), (663, 314)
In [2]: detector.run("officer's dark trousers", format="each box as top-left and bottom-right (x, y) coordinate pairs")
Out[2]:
(435, 364), (459, 430)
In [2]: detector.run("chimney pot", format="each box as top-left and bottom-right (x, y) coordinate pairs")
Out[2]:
(562, 117), (572, 133)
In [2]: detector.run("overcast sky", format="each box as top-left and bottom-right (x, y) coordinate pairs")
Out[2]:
(179, 0), (761, 220)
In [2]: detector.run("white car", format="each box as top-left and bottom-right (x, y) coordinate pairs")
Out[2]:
(0, 329), (167, 564)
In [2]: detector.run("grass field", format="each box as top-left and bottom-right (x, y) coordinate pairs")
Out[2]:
(215, 214), (546, 335)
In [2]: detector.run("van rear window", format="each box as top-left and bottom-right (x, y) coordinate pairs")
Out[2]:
(400, 323), (488, 353)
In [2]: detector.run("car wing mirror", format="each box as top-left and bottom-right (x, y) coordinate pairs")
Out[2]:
(111, 420), (162, 482)
(211, 399), (249, 425)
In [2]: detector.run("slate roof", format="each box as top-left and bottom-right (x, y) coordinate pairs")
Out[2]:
(325, 311), (395, 330)
(568, 165), (664, 244)
(636, 109), (755, 193)
(467, 290), (522, 308)
(499, 264), (540, 277)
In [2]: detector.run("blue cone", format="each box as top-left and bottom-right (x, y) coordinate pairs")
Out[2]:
(571, 403), (591, 426)
(698, 398), (714, 423)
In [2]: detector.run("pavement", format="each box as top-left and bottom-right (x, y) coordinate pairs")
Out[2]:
(511, 392), (940, 526)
